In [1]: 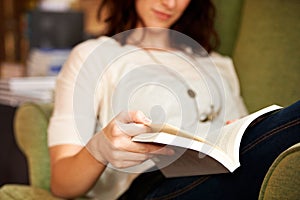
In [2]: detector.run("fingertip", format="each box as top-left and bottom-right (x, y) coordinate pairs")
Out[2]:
(166, 148), (175, 155)
(143, 116), (152, 125)
(136, 110), (152, 125)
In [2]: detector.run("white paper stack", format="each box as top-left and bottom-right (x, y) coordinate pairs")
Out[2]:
(0, 76), (56, 106)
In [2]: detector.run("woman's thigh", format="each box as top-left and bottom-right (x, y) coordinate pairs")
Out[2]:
(145, 101), (300, 200)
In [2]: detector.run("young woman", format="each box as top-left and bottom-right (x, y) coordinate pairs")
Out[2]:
(48, 0), (300, 199)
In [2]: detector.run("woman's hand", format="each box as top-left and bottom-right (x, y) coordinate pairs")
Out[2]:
(226, 119), (238, 125)
(86, 110), (174, 168)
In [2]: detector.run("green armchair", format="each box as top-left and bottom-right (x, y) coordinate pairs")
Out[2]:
(1, 0), (299, 199)
(0, 103), (61, 200)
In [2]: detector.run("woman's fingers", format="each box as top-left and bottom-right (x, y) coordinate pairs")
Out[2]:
(226, 119), (238, 125)
(117, 110), (152, 125)
(108, 148), (171, 169)
(107, 149), (151, 168)
(111, 111), (175, 155)
(111, 135), (174, 155)
(116, 122), (152, 136)
(129, 142), (175, 155)
(88, 110), (175, 168)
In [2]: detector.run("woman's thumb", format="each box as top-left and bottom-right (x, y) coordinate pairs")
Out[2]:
(118, 110), (152, 125)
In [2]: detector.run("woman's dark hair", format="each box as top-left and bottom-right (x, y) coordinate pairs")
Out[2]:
(97, 0), (219, 53)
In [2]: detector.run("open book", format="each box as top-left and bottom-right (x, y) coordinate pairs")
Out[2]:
(132, 105), (282, 177)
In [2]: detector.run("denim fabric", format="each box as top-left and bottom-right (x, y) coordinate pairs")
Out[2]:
(120, 101), (300, 200)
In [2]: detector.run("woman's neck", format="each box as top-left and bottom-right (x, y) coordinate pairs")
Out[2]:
(126, 28), (172, 50)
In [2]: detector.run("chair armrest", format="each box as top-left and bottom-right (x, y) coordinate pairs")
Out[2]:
(0, 184), (62, 200)
(14, 103), (53, 190)
(259, 143), (300, 200)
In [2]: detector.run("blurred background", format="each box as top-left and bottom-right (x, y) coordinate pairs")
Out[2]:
(0, 0), (104, 78)
(0, 0), (105, 187)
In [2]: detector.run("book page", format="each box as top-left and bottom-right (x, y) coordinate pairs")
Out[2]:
(211, 105), (281, 164)
(133, 105), (281, 176)
(149, 123), (210, 144)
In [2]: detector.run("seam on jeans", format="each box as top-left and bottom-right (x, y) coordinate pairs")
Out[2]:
(247, 110), (277, 128)
(241, 118), (300, 154)
(150, 176), (210, 200)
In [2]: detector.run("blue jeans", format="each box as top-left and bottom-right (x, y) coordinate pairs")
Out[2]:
(119, 101), (300, 200)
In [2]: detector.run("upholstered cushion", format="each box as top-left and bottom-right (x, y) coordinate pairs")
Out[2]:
(14, 103), (53, 191)
(213, 0), (244, 56)
(259, 143), (300, 200)
(0, 185), (62, 200)
(233, 0), (300, 112)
